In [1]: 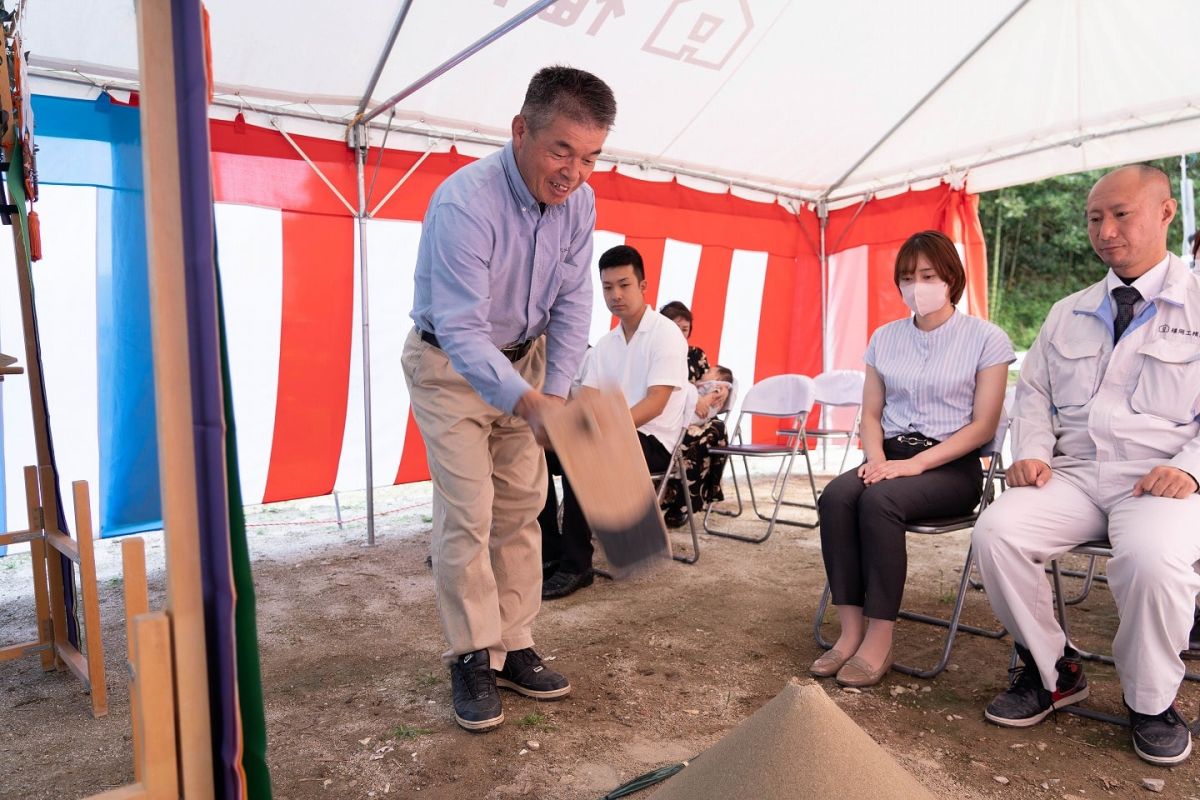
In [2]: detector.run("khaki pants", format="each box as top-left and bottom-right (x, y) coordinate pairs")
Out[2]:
(401, 328), (548, 670)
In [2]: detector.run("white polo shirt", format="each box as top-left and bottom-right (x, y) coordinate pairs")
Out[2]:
(582, 308), (688, 449)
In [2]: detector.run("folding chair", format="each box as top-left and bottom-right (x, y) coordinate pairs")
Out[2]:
(813, 396), (1013, 679)
(778, 369), (865, 479)
(702, 374), (818, 543)
(651, 384), (701, 565)
(1041, 541), (1200, 726)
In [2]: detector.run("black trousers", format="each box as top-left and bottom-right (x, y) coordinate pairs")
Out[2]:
(817, 436), (982, 621)
(543, 432), (672, 575)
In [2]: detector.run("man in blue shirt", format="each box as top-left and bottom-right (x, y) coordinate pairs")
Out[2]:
(402, 66), (615, 732)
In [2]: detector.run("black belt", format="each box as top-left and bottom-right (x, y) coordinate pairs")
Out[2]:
(419, 329), (535, 363)
(893, 434), (938, 448)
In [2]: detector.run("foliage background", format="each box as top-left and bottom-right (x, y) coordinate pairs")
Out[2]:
(978, 155), (1199, 349)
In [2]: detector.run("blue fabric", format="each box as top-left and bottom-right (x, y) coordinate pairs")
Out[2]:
(33, 94), (162, 537)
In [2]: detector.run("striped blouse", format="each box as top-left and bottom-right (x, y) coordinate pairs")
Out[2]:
(864, 311), (1015, 442)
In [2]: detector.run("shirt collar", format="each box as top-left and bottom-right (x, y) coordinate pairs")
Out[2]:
(1104, 253), (1170, 302)
(500, 141), (562, 217)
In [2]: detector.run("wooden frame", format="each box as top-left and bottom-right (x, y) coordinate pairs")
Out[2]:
(0, 466), (107, 717)
(86, 539), (179, 800)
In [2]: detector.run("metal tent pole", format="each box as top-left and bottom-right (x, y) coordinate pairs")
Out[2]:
(361, 0), (555, 125)
(821, 0), (1033, 201)
(818, 201), (829, 375)
(353, 122), (377, 546)
(354, 0), (416, 119)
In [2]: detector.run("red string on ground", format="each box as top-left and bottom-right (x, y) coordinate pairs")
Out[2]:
(244, 500), (431, 528)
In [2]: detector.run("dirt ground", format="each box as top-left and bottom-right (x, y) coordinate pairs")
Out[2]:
(3, 472), (1200, 799)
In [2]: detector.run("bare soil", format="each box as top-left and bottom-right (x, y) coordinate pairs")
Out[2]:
(3, 475), (1200, 799)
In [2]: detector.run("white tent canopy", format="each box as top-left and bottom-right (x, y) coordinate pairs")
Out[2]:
(25, 0), (1200, 205)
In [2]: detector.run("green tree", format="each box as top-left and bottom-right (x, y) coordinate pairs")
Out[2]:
(979, 155), (1198, 349)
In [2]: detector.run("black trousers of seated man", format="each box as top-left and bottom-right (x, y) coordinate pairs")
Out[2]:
(543, 432), (672, 576)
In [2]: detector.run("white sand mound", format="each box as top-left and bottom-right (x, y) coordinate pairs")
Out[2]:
(650, 679), (936, 799)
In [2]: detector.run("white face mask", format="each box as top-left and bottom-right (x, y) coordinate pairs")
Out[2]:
(900, 279), (949, 317)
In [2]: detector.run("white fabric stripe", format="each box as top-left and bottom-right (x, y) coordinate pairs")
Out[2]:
(656, 238), (702, 312)
(335, 218), (421, 492)
(719, 250), (769, 429)
(1, 187), (99, 530)
(588, 230), (625, 345)
(826, 245), (869, 431)
(30, 187), (100, 526)
(215, 203), (283, 505)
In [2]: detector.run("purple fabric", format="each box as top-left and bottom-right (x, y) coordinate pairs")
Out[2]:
(170, 1), (241, 797)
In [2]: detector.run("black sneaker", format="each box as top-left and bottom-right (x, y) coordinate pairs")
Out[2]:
(542, 570), (594, 599)
(494, 647), (572, 699)
(1129, 703), (1192, 765)
(984, 646), (1088, 728)
(449, 650), (503, 732)
(663, 508), (687, 528)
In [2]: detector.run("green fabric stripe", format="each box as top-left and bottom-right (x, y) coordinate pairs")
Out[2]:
(216, 266), (272, 798)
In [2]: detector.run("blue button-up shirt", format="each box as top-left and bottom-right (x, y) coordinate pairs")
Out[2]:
(410, 142), (595, 412)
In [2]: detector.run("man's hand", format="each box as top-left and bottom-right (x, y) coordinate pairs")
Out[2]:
(1133, 466), (1200, 499)
(861, 458), (926, 485)
(514, 390), (565, 448)
(1007, 459), (1052, 488)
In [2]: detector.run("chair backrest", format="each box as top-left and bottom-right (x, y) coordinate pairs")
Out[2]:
(738, 374), (816, 419)
(663, 383), (701, 459)
(982, 385), (1017, 458)
(813, 370), (865, 408)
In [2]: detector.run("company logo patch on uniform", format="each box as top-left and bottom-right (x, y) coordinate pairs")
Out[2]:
(1157, 324), (1200, 338)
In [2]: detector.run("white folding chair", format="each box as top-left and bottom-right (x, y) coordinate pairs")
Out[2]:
(702, 374), (818, 543)
(650, 384), (701, 565)
(775, 369), (865, 500)
(813, 391), (1014, 679)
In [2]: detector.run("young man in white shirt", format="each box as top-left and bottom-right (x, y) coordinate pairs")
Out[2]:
(542, 245), (688, 598)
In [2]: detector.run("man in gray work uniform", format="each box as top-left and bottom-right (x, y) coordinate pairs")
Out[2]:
(402, 66), (615, 732)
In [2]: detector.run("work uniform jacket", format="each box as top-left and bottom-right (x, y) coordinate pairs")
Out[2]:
(1011, 253), (1200, 482)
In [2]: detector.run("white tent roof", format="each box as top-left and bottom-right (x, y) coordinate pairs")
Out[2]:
(24, 0), (1200, 203)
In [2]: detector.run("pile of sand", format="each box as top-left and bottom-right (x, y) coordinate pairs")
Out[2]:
(650, 680), (936, 799)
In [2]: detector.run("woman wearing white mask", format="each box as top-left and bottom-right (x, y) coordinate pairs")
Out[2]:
(811, 230), (1014, 688)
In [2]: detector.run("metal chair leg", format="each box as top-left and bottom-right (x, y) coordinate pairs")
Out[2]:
(671, 458), (700, 565)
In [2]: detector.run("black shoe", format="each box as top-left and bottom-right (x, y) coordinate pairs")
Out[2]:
(984, 646), (1088, 728)
(542, 570), (594, 599)
(663, 508), (687, 528)
(449, 650), (503, 732)
(542, 560), (560, 581)
(1129, 703), (1192, 765)
(494, 647), (571, 699)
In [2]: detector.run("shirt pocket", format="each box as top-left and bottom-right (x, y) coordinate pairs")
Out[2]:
(1046, 335), (1103, 408)
(1130, 338), (1200, 424)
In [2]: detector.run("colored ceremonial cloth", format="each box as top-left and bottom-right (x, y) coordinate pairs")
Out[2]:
(6, 142), (78, 642)
(170, 0), (270, 795)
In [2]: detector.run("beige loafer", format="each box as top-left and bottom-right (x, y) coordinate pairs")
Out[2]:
(809, 648), (852, 678)
(835, 647), (895, 688)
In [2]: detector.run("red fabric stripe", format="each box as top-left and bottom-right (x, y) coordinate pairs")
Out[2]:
(689, 246), (732, 364)
(623, 237), (667, 311)
(261, 213), (355, 503)
(394, 410), (430, 484)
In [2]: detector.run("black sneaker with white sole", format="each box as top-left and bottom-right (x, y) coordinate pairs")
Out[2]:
(1129, 703), (1193, 766)
(449, 649), (503, 731)
(984, 646), (1088, 728)
(494, 647), (572, 699)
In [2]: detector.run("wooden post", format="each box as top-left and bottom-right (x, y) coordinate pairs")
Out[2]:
(136, 0), (216, 794)
(85, 612), (180, 800)
(73, 480), (107, 718)
(38, 467), (69, 672)
(122, 538), (150, 783)
(24, 465), (54, 671)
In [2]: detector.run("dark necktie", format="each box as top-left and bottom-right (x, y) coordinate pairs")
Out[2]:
(1112, 286), (1142, 343)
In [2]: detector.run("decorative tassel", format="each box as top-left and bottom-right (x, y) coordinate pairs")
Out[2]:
(28, 209), (41, 261)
